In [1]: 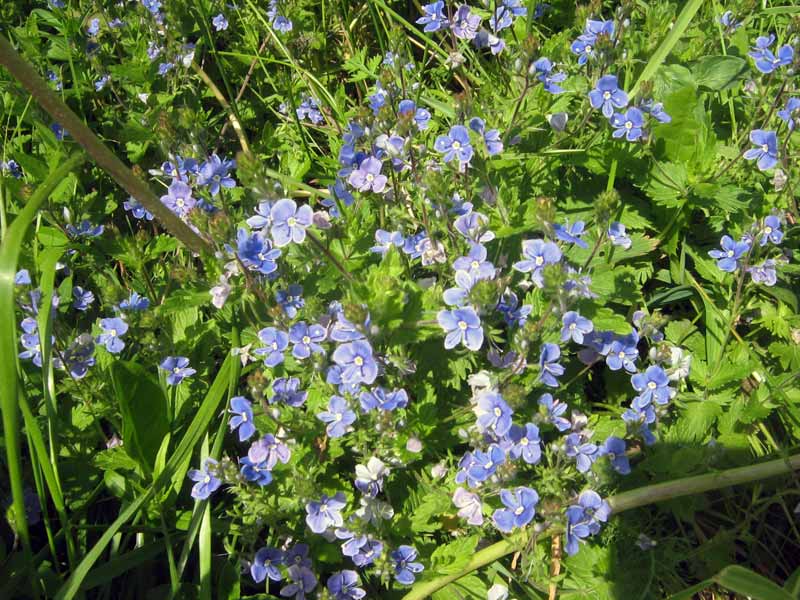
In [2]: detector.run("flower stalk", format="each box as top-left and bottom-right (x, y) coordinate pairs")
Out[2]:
(402, 453), (800, 600)
(0, 34), (209, 254)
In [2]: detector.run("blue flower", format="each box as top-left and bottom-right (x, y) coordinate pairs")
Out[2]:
(561, 311), (594, 344)
(507, 423), (542, 464)
(454, 208), (495, 244)
(708, 235), (750, 272)
(251, 547), (284, 583)
(417, 1), (447, 32)
(348, 156), (388, 193)
(565, 490), (610, 555)
(270, 377), (307, 407)
(188, 459), (221, 500)
(160, 179), (195, 217)
(281, 565), (317, 600)
(72, 286), (94, 311)
(50, 123), (67, 140)
(489, 0), (527, 31)
(719, 11), (741, 33)
(288, 321), (326, 359)
(160, 356), (196, 385)
(748, 259), (778, 286)
(229, 396), (255, 441)
(197, 154), (236, 195)
(123, 197), (154, 221)
(607, 222), (632, 249)
(599, 436), (630, 474)
(246, 200), (273, 232)
(268, 0), (293, 32)
(437, 307), (483, 351)
(317, 395), (357, 438)
(248, 434), (291, 469)
(237, 228), (281, 274)
(513, 239), (562, 287)
(570, 35), (597, 65)
(270, 198), (314, 247)
(1, 159), (23, 178)
(19, 318), (44, 367)
(453, 244), (495, 280)
(605, 334), (639, 373)
(744, 130), (778, 171)
(119, 291), (149, 311)
(565, 433), (598, 472)
(749, 35), (793, 73)
(94, 75), (110, 92)
(496, 289), (532, 327)
(360, 387), (408, 411)
(538, 393), (571, 431)
(451, 4), (481, 40)
(285, 543), (312, 569)
(327, 570), (365, 599)
(67, 220), (104, 238)
(467, 444), (505, 483)
(240, 456), (273, 486)
(631, 365), (673, 408)
(538, 343), (564, 387)
(96, 317), (127, 354)
(589, 75), (628, 119)
(391, 546), (424, 585)
(255, 326), (289, 367)
(554, 220), (589, 248)
(476, 392), (513, 437)
(141, 0), (161, 14)
(297, 96), (324, 123)
(305, 492), (346, 533)
(778, 98), (800, 132)
(435, 125), (474, 166)
(468, 118), (503, 156)
(276, 284), (304, 317)
(87, 18), (100, 36)
(493, 487), (539, 532)
(371, 229), (404, 256)
(14, 269), (30, 285)
(332, 339), (378, 385)
(352, 538), (382, 567)
(610, 108), (645, 141)
(212, 13), (228, 31)
(532, 57), (567, 94)
(158, 62), (174, 76)
(62, 334), (96, 379)
(641, 99), (671, 123)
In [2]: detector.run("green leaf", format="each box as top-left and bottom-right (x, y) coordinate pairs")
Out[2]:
(692, 55), (748, 91)
(713, 565), (793, 600)
(431, 575), (487, 600)
(430, 535), (479, 575)
(111, 361), (170, 474)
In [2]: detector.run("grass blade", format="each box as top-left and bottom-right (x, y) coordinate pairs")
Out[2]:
(0, 151), (85, 588)
(54, 352), (233, 600)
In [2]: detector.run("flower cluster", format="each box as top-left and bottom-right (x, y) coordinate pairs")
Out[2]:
(709, 215), (785, 286)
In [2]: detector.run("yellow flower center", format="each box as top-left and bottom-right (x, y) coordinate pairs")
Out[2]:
(457, 320), (468, 330)
(493, 407), (502, 417)
(354, 356), (364, 366)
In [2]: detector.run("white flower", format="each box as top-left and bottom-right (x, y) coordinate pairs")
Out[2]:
(355, 457), (388, 493)
(453, 487), (483, 525)
(667, 346), (691, 381)
(355, 496), (394, 524)
(487, 583), (509, 600)
(210, 275), (231, 309)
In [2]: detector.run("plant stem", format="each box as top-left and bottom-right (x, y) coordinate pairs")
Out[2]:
(0, 34), (209, 254)
(402, 452), (800, 600)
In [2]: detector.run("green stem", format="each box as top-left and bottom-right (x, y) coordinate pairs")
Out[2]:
(402, 453), (800, 600)
(0, 35), (209, 254)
